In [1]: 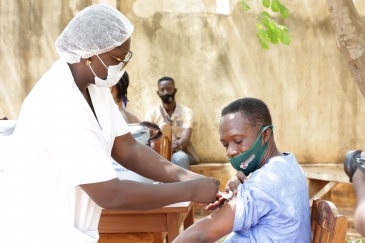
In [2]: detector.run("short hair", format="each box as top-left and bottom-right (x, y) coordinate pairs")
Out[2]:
(115, 71), (129, 103)
(221, 98), (272, 133)
(158, 76), (175, 85)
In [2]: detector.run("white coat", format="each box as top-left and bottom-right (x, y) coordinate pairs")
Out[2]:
(0, 60), (129, 243)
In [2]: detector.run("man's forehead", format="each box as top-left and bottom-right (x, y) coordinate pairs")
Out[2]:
(219, 113), (255, 134)
(158, 80), (174, 88)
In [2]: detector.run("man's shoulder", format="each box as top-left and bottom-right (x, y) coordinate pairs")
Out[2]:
(177, 103), (192, 114)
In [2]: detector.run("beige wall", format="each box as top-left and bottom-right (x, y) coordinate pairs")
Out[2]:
(1, 0), (365, 164)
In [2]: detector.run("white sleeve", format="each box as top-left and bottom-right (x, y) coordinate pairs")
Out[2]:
(47, 109), (117, 187)
(110, 100), (129, 137)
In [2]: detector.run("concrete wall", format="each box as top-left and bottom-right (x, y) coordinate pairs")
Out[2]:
(1, 0), (365, 164)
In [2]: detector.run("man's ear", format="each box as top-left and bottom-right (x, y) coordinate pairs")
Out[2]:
(174, 88), (177, 93)
(156, 91), (159, 96)
(262, 128), (271, 144)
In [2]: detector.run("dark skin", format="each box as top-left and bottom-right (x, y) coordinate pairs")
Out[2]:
(203, 112), (281, 210)
(174, 112), (282, 242)
(67, 38), (220, 210)
(157, 80), (192, 151)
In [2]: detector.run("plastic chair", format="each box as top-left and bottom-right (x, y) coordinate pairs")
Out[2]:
(153, 123), (172, 161)
(310, 198), (348, 243)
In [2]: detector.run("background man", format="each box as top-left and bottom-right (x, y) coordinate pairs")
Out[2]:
(145, 76), (199, 169)
(173, 98), (310, 243)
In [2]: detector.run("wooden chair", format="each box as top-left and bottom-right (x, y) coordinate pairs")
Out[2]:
(311, 198), (348, 243)
(153, 123), (172, 161)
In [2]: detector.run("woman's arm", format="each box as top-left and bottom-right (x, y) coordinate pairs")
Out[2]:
(112, 132), (201, 182)
(80, 177), (220, 210)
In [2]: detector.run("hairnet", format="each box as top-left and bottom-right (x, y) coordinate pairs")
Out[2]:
(55, 4), (134, 64)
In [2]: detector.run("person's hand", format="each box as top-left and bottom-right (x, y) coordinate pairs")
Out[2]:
(225, 171), (248, 195)
(172, 141), (180, 152)
(188, 177), (220, 204)
(201, 172), (248, 211)
(202, 191), (232, 210)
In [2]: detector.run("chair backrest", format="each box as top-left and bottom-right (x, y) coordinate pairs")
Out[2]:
(153, 123), (172, 161)
(310, 198), (347, 243)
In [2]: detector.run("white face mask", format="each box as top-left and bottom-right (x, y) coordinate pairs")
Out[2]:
(89, 55), (126, 88)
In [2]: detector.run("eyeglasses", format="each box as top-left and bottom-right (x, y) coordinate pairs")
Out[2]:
(105, 50), (133, 64)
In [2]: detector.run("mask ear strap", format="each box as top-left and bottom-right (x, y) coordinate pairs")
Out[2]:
(261, 125), (273, 142)
(88, 65), (97, 77)
(96, 55), (108, 69)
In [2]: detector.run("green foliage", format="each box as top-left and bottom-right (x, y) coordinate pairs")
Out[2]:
(262, 0), (270, 8)
(240, 0), (251, 11)
(240, 0), (291, 49)
(345, 239), (365, 243)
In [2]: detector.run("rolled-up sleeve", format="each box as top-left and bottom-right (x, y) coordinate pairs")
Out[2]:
(233, 182), (274, 232)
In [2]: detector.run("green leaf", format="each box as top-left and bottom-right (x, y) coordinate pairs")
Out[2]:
(275, 27), (281, 38)
(280, 29), (291, 45)
(271, 0), (281, 12)
(240, 0), (251, 11)
(261, 16), (275, 32)
(279, 4), (289, 18)
(256, 23), (263, 29)
(277, 24), (289, 32)
(262, 0), (270, 8)
(257, 30), (270, 42)
(266, 29), (278, 44)
(256, 32), (270, 49)
(260, 11), (271, 19)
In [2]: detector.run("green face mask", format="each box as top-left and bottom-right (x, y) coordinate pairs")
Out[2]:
(229, 125), (273, 176)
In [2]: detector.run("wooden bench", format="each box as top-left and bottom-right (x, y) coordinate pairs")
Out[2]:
(301, 164), (354, 207)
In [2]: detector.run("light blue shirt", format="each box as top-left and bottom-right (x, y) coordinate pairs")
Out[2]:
(224, 153), (310, 243)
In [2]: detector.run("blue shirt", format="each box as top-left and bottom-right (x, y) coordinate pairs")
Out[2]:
(224, 153), (310, 243)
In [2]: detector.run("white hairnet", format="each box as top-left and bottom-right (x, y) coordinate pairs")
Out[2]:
(55, 4), (134, 64)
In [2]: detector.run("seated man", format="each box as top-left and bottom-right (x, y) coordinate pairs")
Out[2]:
(173, 98), (311, 243)
(145, 76), (199, 169)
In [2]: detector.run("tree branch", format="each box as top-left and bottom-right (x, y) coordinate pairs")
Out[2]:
(326, 0), (365, 98)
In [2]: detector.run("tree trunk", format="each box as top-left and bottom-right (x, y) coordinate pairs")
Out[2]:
(326, 0), (365, 98)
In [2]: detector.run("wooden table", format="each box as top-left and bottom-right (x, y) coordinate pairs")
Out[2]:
(98, 201), (194, 243)
(301, 164), (350, 206)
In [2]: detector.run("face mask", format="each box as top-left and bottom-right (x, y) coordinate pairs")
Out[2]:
(159, 92), (175, 104)
(229, 125), (273, 176)
(89, 55), (126, 88)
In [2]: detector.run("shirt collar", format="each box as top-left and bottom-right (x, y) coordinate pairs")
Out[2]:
(161, 103), (181, 121)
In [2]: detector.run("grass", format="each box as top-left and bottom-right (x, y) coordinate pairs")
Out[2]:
(345, 238), (365, 243)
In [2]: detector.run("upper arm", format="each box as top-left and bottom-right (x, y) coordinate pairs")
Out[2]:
(111, 132), (139, 165)
(180, 127), (192, 142)
(174, 198), (237, 243)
